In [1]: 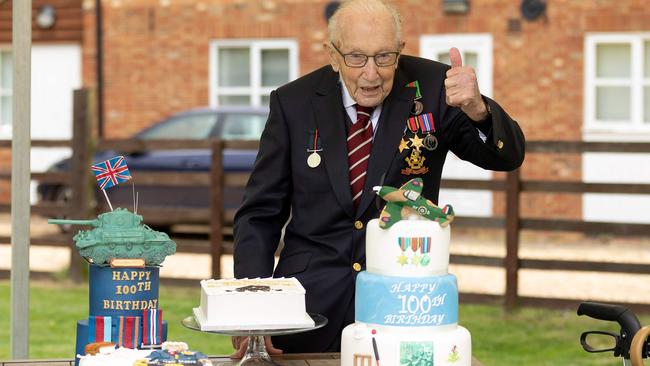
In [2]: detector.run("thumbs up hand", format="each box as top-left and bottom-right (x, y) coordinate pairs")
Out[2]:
(444, 47), (488, 122)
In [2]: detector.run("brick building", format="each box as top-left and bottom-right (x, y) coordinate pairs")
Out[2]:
(2, 0), (650, 223)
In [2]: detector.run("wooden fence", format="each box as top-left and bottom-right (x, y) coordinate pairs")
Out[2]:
(1, 89), (650, 310)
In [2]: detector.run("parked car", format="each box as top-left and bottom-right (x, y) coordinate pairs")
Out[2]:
(37, 106), (269, 232)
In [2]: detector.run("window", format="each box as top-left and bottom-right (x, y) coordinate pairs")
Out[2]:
(137, 113), (217, 140)
(220, 113), (266, 140)
(0, 50), (11, 131)
(420, 34), (493, 97)
(585, 34), (650, 138)
(210, 40), (298, 107)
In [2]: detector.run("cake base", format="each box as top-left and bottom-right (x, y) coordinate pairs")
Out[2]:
(341, 322), (471, 366)
(75, 319), (168, 366)
(192, 307), (314, 331)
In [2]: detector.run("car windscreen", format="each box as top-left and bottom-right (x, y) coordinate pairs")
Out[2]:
(137, 113), (217, 140)
(219, 113), (267, 140)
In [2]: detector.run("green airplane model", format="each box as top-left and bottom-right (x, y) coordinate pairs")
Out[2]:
(373, 178), (454, 229)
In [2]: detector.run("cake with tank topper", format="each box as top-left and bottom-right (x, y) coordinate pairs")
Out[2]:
(49, 156), (177, 365)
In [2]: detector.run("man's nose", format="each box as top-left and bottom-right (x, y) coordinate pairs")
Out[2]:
(361, 58), (380, 81)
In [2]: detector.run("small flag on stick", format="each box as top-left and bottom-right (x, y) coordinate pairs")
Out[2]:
(91, 155), (132, 211)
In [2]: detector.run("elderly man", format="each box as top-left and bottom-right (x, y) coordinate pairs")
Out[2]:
(232, 0), (525, 354)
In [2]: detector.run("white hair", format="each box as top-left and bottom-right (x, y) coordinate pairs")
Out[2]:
(328, 0), (402, 48)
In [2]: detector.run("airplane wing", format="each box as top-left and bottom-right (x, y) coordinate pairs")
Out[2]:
(399, 178), (423, 197)
(378, 201), (403, 229)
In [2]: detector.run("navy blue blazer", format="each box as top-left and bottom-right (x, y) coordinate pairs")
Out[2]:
(233, 55), (525, 352)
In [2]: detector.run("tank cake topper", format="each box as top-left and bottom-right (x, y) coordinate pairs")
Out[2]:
(373, 178), (454, 229)
(49, 156), (177, 266)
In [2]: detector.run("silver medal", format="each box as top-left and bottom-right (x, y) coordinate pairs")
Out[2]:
(307, 152), (321, 168)
(423, 134), (438, 151)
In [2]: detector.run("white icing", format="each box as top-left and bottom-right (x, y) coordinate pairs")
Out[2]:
(365, 218), (450, 277)
(78, 347), (151, 366)
(194, 277), (314, 331)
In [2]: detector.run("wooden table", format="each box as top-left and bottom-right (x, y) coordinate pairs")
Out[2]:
(1, 353), (484, 365)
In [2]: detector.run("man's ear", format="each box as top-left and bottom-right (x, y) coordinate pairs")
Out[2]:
(324, 42), (340, 72)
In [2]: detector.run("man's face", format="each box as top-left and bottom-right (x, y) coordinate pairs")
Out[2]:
(327, 11), (403, 108)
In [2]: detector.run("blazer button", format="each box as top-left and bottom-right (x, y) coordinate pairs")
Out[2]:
(497, 139), (504, 150)
(353, 262), (362, 272)
(354, 221), (364, 230)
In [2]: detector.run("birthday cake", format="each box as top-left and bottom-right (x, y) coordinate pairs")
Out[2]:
(48, 156), (177, 365)
(341, 178), (471, 366)
(193, 277), (315, 331)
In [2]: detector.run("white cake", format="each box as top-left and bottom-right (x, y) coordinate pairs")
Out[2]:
(341, 218), (472, 366)
(193, 277), (315, 331)
(78, 346), (151, 366)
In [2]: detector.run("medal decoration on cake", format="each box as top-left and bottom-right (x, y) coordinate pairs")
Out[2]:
(396, 237), (432, 267)
(142, 309), (163, 347)
(113, 316), (141, 349)
(373, 178), (454, 229)
(88, 316), (112, 344)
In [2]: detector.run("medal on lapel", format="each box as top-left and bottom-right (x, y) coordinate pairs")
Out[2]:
(307, 129), (322, 168)
(417, 112), (438, 151)
(405, 81), (424, 116)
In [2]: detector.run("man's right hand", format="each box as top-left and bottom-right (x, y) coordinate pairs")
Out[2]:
(230, 336), (283, 359)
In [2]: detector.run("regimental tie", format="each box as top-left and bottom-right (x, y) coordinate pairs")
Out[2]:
(348, 104), (375, 209)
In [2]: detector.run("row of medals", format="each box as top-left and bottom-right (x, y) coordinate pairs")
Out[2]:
(305, 99), (437, 170)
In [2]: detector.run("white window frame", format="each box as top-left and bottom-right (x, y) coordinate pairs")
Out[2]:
(584, 33), (650, 141)
(209, 39), (298, 107)
(0, 47), (12, 136)
(419, 33), (493, 98)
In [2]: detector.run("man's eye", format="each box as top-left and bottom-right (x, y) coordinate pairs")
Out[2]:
(349, 54), (366, 61)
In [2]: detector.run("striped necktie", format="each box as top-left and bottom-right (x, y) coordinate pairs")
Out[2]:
(348, 104), (374, 209)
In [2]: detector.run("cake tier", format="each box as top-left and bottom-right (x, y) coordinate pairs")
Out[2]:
(356, 272), (458, 327)
(75, 319), (168, 366)
(341, 322), (471, 366)
(366, 218), (450, 277)
(194, 278), (315, 331)
(89, 265), (160, 317)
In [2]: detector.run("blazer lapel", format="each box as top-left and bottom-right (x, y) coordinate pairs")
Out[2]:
(357, 69), (416, 217)
(313, 70), (355, 218)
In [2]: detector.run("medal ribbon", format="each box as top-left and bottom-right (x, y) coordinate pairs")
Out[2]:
(405, 80), (422, 100)
(398, 237), (407, 251)
(418, 113), (436, 133)
(420, 237), (430, 254)
(307, 129), (321, 151)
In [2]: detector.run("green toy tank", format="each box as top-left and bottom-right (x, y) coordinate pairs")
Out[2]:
(49, 208), (176, 266)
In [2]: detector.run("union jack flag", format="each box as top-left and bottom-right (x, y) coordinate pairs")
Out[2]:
(91, 156), (132, 190)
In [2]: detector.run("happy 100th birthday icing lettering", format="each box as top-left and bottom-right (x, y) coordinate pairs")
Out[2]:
(102, 269), (158, 311)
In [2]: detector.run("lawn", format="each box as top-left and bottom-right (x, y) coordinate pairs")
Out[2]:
(0, 280), (646, 365)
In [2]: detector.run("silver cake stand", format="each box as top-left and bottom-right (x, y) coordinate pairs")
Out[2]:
(182, 313), (327, 366)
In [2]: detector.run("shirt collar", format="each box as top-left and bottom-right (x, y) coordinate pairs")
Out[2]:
(339, 77), (358, 109)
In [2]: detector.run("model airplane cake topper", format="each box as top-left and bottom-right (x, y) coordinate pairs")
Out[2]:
(373, 178), (454, 229)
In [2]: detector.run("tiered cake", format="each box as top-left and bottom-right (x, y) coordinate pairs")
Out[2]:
(193, 277), (315, 331)
(341, 178), (471, 366)
(50, 208), (176, 365)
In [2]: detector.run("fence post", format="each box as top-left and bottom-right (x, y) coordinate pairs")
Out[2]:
(505, 168), (521, 311)
(69, 89), (93, 282)
(210, 140), (224, 279)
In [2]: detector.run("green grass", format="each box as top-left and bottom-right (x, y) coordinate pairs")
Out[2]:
(1, 280), (648, 365)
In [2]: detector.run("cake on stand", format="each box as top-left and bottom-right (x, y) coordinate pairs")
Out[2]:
(182, 313), (327, 366)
